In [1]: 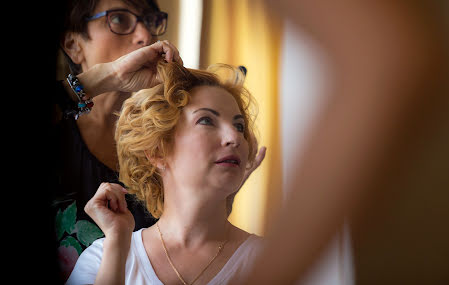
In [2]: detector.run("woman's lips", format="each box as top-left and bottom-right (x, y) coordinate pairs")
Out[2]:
(215, 155), (241, 167)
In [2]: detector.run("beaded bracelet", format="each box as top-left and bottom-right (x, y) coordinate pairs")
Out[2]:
(66, 74), (94, 120)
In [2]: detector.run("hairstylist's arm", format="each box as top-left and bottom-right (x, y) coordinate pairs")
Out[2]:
(84, 183), (135, 285)
(68, 40), (183, 99)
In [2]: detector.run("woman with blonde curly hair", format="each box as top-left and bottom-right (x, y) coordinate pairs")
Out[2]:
(67, 61), (264, 285)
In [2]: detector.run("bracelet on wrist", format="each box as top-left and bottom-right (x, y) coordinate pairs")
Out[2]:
(66, 74), (94, 120)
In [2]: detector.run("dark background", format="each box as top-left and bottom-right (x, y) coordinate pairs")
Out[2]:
(6, 2), (65, 284)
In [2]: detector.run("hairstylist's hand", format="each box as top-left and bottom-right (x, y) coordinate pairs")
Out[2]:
(110, 40), (183, 92)
(73, 41), (182, 99)
(84, 183), (135, 240)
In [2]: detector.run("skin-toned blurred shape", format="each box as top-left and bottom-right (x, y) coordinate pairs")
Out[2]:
(233, 0), (449, 284)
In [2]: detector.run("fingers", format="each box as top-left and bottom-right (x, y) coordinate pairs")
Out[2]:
(253, 146), (267, 168)
(239, 146), (267, 191)
(152, 40), (183, 65)
(86, 183), (129, 215)
(104, 183), (128, 213)
(118, 40), (183, 70)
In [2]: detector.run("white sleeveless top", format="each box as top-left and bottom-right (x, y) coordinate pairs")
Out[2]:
(66, 228), (263, 285)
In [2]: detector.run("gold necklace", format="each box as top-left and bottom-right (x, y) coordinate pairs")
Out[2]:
(156, 222), (228, 285)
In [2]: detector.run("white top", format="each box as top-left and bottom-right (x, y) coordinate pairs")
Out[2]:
(66, 228), (263, 285)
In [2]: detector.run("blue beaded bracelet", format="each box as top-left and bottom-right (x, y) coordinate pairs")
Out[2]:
(67, 74), (94, 120)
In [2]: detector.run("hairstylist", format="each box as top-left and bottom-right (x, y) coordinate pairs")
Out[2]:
(52, 0), (181, 281)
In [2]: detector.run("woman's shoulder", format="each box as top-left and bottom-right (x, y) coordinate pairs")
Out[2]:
(242, 233), (264, 253)
(230, 226), (264, 253)
(70, 229), (145, 273)
(65, 237), (105, 284)
(232, 224), (263, 239)
(66, 230), (146, 285)
(247, 233), (264, 245)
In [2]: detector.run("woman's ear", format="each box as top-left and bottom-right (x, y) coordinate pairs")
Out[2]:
(62, 32), (85, 65)
(144, 150), (166, 171)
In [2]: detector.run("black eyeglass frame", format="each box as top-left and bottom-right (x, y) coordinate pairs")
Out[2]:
(85, 8), (168, 36)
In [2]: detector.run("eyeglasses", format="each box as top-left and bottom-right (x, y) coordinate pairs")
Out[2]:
(86, 9), (168, 36)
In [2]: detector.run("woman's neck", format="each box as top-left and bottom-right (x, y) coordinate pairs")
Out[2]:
(157, 193), (230, 249)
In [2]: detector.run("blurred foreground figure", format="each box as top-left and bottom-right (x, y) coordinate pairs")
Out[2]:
(235, 0), (449, 284)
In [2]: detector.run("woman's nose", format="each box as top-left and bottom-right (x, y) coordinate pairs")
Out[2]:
(133, 22), (153, 46)
(222, 127), (241, 147)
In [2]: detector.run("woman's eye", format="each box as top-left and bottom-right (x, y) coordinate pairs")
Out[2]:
(234, 123), (245, 133)
(197, 117), (214, 126)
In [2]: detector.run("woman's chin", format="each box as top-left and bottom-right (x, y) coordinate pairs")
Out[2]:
(211, 178), (243, 195)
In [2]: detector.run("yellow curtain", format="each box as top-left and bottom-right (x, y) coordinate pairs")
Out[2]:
(157, 0), (180, 47)
(200, 0), (283, 236)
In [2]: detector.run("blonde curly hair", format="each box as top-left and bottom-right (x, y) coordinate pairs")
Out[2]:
(115, 61), (258, 219)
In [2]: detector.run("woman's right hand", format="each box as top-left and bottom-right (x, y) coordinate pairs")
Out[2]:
(84, 183), (135, 241)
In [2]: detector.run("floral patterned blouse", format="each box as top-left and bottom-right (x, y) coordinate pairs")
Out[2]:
(52, 83), (157, 283)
